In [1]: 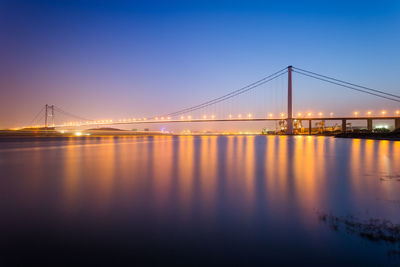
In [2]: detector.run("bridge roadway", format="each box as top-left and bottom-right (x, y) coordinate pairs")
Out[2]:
(61, 116), (400, 134)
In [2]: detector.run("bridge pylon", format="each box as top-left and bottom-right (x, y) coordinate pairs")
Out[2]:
(286, 66), (293, 134)
(44, 104), (55, 128)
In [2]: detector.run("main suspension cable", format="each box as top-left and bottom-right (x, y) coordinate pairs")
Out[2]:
(293, 67), (400, 99)
(29, 106), (45, 126)
(293, 70), (400, 103)
(163, 67), (288, 117)
(54, 106), (93, 122)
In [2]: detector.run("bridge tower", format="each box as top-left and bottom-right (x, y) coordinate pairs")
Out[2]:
(286, 66), (293, 134)
(44, 104), (55, 128)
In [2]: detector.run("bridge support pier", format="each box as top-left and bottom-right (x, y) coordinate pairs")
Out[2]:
(367, 119), (373, 132)
(342, 119), (347, 133)
(308, 120), (312, 135)
(395, 118), (400, 130)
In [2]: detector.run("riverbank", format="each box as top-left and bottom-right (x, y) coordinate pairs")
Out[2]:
(334, 131), (400, 141)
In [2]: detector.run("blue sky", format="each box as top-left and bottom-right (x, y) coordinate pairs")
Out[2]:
(1, 0), (399, 128)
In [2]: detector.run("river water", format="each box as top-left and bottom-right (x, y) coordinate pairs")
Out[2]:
(1, 136), (400, 266)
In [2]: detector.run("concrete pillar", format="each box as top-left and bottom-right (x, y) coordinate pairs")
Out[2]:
(308, 120), (312, 135)
(300, 120), (303, 133)
(395, 118), (400, 130)
(342, 119), (347, 133)
(286, 66), (293, 135)
(367, 119), (373, 132)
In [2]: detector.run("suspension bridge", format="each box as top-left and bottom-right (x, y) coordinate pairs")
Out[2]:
(27, 66), (400, 135)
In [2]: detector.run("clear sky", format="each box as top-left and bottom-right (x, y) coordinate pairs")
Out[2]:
(1, 0), (399, 128)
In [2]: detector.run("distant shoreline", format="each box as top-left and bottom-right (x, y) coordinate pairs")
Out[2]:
(0, 131), (399, 141)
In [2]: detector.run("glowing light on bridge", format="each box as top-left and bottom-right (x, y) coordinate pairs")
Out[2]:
(297, 112), (302, 117)
(381, 110), (386, 115)
(268, 113), (273, 118)
(330, 112), (334, 116)
(211, 114), (215, 119)
(229, 114), (232, 119)
(238, 114), (242, 118)
(307, 112), (312, 117)
(188, 115), (192, 120)
(203, 115), (207, 119)
(396, 110), (400, 115)
(180, 116), (184, 120)
(354, 111), (359, 116)
(367, 111), (372, 116)
(318, 112), (323, 116)
(247, 113), (252, 118)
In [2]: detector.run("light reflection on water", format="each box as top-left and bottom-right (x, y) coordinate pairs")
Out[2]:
(1, 136), (400, 265)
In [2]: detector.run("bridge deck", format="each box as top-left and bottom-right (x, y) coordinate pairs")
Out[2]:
(108, 116), (400, 125)
(57, 116), (400, 128)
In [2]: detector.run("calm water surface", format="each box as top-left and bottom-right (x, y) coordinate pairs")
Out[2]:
(1, 136), (400, 266)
